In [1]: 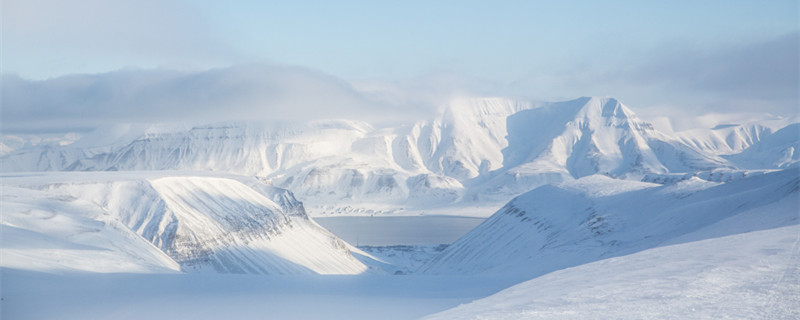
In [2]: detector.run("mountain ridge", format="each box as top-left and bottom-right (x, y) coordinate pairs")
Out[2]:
(420, 167), (799, 277)
(1, 172), (370, 274)
(2, 96), (796, 213)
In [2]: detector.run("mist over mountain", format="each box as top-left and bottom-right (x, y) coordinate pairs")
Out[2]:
(2, 95), (797, 319)
(3, 96), (796, 212)
(3, 1), (798, 318)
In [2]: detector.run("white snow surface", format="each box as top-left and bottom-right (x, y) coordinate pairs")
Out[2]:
(425, 224), (800, 319)
(421, 168), (799, 278)
(1, 171), (368, 275)
(1, 185), (181, 274)
(4, 96), (793, 213)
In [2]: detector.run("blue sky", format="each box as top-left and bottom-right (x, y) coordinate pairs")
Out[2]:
(5, 1), (797, 80)
(2, 0), (798, 132)
(197, 1), (798, 81)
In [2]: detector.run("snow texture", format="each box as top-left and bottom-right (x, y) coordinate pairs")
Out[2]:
(421, 168), (799, 278)
(425, 224), (800, 319)
(1, 171), (368, 275)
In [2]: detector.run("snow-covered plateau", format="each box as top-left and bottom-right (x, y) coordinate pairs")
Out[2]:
(2, 96), (798, 319)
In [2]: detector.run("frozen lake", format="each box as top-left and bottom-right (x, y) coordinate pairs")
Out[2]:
(314, 215), (486, 246)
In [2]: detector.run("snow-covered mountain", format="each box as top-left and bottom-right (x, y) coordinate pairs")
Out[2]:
(420, 167), (799, 277)
(725, 123), (800, 169)
(2, 94), (799, 319)
(465, 97), (731, 201)
(5, 96), (791, 213)
(1, 172), (369, 274)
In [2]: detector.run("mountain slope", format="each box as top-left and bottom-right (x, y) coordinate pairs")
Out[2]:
(1, 172), (369, 274)
(726, 123), (800, 169)
(420, 167), (799, 277)
(468, 96), (731, 200)
(424, 223), (799, 319)
(1, 184), (182, 273)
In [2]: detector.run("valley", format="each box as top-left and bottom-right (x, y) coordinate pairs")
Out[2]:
(2, 96), (798, 319)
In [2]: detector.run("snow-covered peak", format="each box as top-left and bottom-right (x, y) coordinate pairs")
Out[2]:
(1, 96), (795, 213)
(482, 96), (708, 199)
(553, 96), (653, 130)
(576, 96), (631, 118)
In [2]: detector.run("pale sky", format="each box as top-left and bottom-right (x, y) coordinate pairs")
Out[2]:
(2, 0), (798, 132)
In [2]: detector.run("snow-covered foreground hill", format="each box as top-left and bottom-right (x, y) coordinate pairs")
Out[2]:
(1, 171), (368, 275)
(2, 169), (798, 319)
(425, 225), (799, 319)
(421, 168), (799, 278)
(418, 167), (799, 318)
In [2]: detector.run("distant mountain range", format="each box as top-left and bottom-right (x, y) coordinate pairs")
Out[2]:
(3, 96), (797, 212)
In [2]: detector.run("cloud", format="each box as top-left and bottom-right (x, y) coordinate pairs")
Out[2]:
(1, 64), (440, 133)
(2, 31), (796, 134)
(622, 32), (799, 111)
(351, 70), (511, 113)
(495, 32), (799, 124)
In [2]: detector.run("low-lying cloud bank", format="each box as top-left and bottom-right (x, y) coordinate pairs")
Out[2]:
(2, 32), (797, 134)
(1, 64), (444, 133)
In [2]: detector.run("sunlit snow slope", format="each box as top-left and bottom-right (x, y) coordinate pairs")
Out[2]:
(421, 167), (799, 278)
(1, 172), (368, 274)
(2, 184), (181, 274)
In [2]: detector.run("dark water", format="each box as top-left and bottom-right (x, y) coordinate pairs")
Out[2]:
(314, 215), (485, 246)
